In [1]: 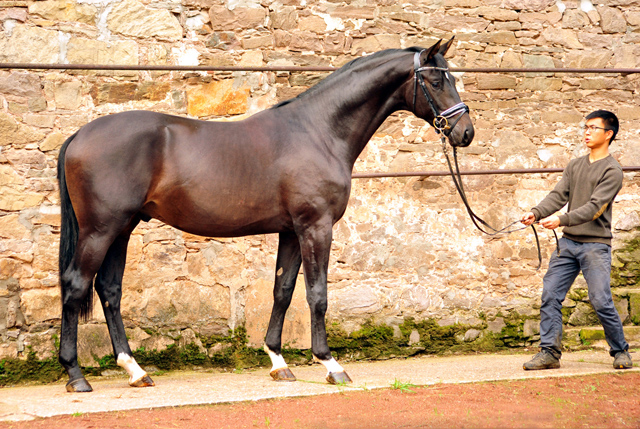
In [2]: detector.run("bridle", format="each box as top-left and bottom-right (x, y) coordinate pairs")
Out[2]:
(412, 50), (557, 270)
(412, 50), (469, 137)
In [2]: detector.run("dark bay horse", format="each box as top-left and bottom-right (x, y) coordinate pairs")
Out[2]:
(57, 38), (474, 392)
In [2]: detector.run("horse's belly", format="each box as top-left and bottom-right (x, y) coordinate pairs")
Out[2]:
(175, 216), (290, 238)
(142, 197), (291, 238)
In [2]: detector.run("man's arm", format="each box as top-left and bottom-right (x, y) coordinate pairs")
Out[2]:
(557, 167), (623, 227)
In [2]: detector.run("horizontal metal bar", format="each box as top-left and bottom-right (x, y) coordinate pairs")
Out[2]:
(452, 67), (640, 74)
(1, 63), (640, 74)
(352, 166), (640, 179)
(0, 63), (337, 72)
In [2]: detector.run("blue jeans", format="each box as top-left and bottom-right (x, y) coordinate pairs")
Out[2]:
(539, 237), (628, 357)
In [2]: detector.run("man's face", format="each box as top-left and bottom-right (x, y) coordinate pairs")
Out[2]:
(584, 118), (613, 149)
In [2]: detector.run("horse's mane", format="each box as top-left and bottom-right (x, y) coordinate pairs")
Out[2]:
(272, 47), (424, 109)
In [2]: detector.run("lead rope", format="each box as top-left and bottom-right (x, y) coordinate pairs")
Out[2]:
(441, 136), (559, 270)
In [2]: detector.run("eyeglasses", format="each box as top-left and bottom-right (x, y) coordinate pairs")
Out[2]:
(583, 125), (610, 133)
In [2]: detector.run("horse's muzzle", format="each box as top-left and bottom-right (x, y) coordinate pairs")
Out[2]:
(448, 115), (474, 147)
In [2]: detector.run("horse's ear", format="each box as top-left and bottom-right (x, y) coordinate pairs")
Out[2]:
(424, 39), (442, 62)
(439, 36), (455, 57)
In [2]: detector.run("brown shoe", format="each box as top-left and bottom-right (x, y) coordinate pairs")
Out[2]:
(523, 349), (560, 370)
(613, 351), (633, 369)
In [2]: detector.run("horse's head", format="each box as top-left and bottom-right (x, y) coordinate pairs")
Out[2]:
(407, 38), (474, 148)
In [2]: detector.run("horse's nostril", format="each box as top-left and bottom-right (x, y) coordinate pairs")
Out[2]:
(464, 127), (474, 145)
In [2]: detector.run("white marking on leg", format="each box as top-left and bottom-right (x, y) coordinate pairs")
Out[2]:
(264, 344), (288, 372)
(117, 353), (147, 385)
(316, 356), (344, 376)
(276, 267), (284, 276)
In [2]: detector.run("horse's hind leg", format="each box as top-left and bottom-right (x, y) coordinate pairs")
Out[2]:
(59, 233), (117, 392)
(264, 232), (302, 381)
(95, 224), (154, 388)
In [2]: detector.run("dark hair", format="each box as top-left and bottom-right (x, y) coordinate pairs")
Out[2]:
(586, 110), (619, 145)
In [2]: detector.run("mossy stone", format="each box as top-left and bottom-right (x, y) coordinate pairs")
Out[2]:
(630, 293), (640, 325)
(579, 328), (606, 342)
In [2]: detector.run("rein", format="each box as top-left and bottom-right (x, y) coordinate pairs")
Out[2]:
(411, 51), (558, 270)
(440, 136), (560, 270)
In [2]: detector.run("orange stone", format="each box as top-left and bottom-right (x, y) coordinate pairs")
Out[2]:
(187, 80), (249, 118)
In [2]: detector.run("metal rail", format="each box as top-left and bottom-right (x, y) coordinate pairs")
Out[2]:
(351, 166), (640, 179)
(1, 63), (640, 74)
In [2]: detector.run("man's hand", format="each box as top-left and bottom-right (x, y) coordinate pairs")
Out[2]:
(521, 212), (536, 226)
(540, 215), (561, 230)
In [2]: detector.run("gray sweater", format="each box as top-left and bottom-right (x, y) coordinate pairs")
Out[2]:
(531, 154), (623, 245)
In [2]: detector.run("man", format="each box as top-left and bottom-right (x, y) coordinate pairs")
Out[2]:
(520, 110), (633, 370)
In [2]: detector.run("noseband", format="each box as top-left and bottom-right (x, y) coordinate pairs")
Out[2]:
(412, 50), (469, 136)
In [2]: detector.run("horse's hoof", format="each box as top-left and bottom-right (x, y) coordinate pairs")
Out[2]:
(270, 367), (296, 382)
(66, 378), (93, 393)
(130, 375), (155, 387)
(327, 371), (352, 385)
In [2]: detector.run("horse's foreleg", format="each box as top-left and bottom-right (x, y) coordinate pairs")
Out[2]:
(298, 221), (352, 385)
(95, 232), (154, 388)
(265, 232), (302, 381)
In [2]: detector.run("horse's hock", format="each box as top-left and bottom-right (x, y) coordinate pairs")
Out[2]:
(1, 0), (640, 376)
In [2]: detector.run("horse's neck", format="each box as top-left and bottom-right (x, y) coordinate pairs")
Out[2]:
(299, 59), (411, 167)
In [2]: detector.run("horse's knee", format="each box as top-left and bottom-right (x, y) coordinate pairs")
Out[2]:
(97, 286), (122, 311)
(273, 293), (294, 313)
(308, 298), (327, 319)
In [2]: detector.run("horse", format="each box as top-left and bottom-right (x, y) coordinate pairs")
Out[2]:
(57, 37), (474, 392)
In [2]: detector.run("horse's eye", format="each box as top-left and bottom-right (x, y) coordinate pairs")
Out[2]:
(432, 80), (441, 89)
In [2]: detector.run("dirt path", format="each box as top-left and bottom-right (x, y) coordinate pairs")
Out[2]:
(2, 372), (638, 429)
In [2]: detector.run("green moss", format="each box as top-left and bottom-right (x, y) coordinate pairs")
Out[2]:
(134, 343), (208, 370)
(611, 231), (640, 288)
(131, 327), (271, 371)
(567, 288), (589, 302)
(51, 333), (60, 351)
(579, 328), (606, 343)
(408, 319), (463, 354)
(328, 320), (404, 360)
(328, 318), (508, 360)
(629, 293), (640, 325)
(96, 353), (116, 369)
(83, 353), (118, 377)
(499, 314), (528, 347)
(0, 351), (65, 386)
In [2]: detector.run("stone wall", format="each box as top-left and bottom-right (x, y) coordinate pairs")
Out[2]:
(1, 0), (640, 365)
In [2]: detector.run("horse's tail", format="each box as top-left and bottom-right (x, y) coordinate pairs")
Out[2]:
(58, 132), (92, 320)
